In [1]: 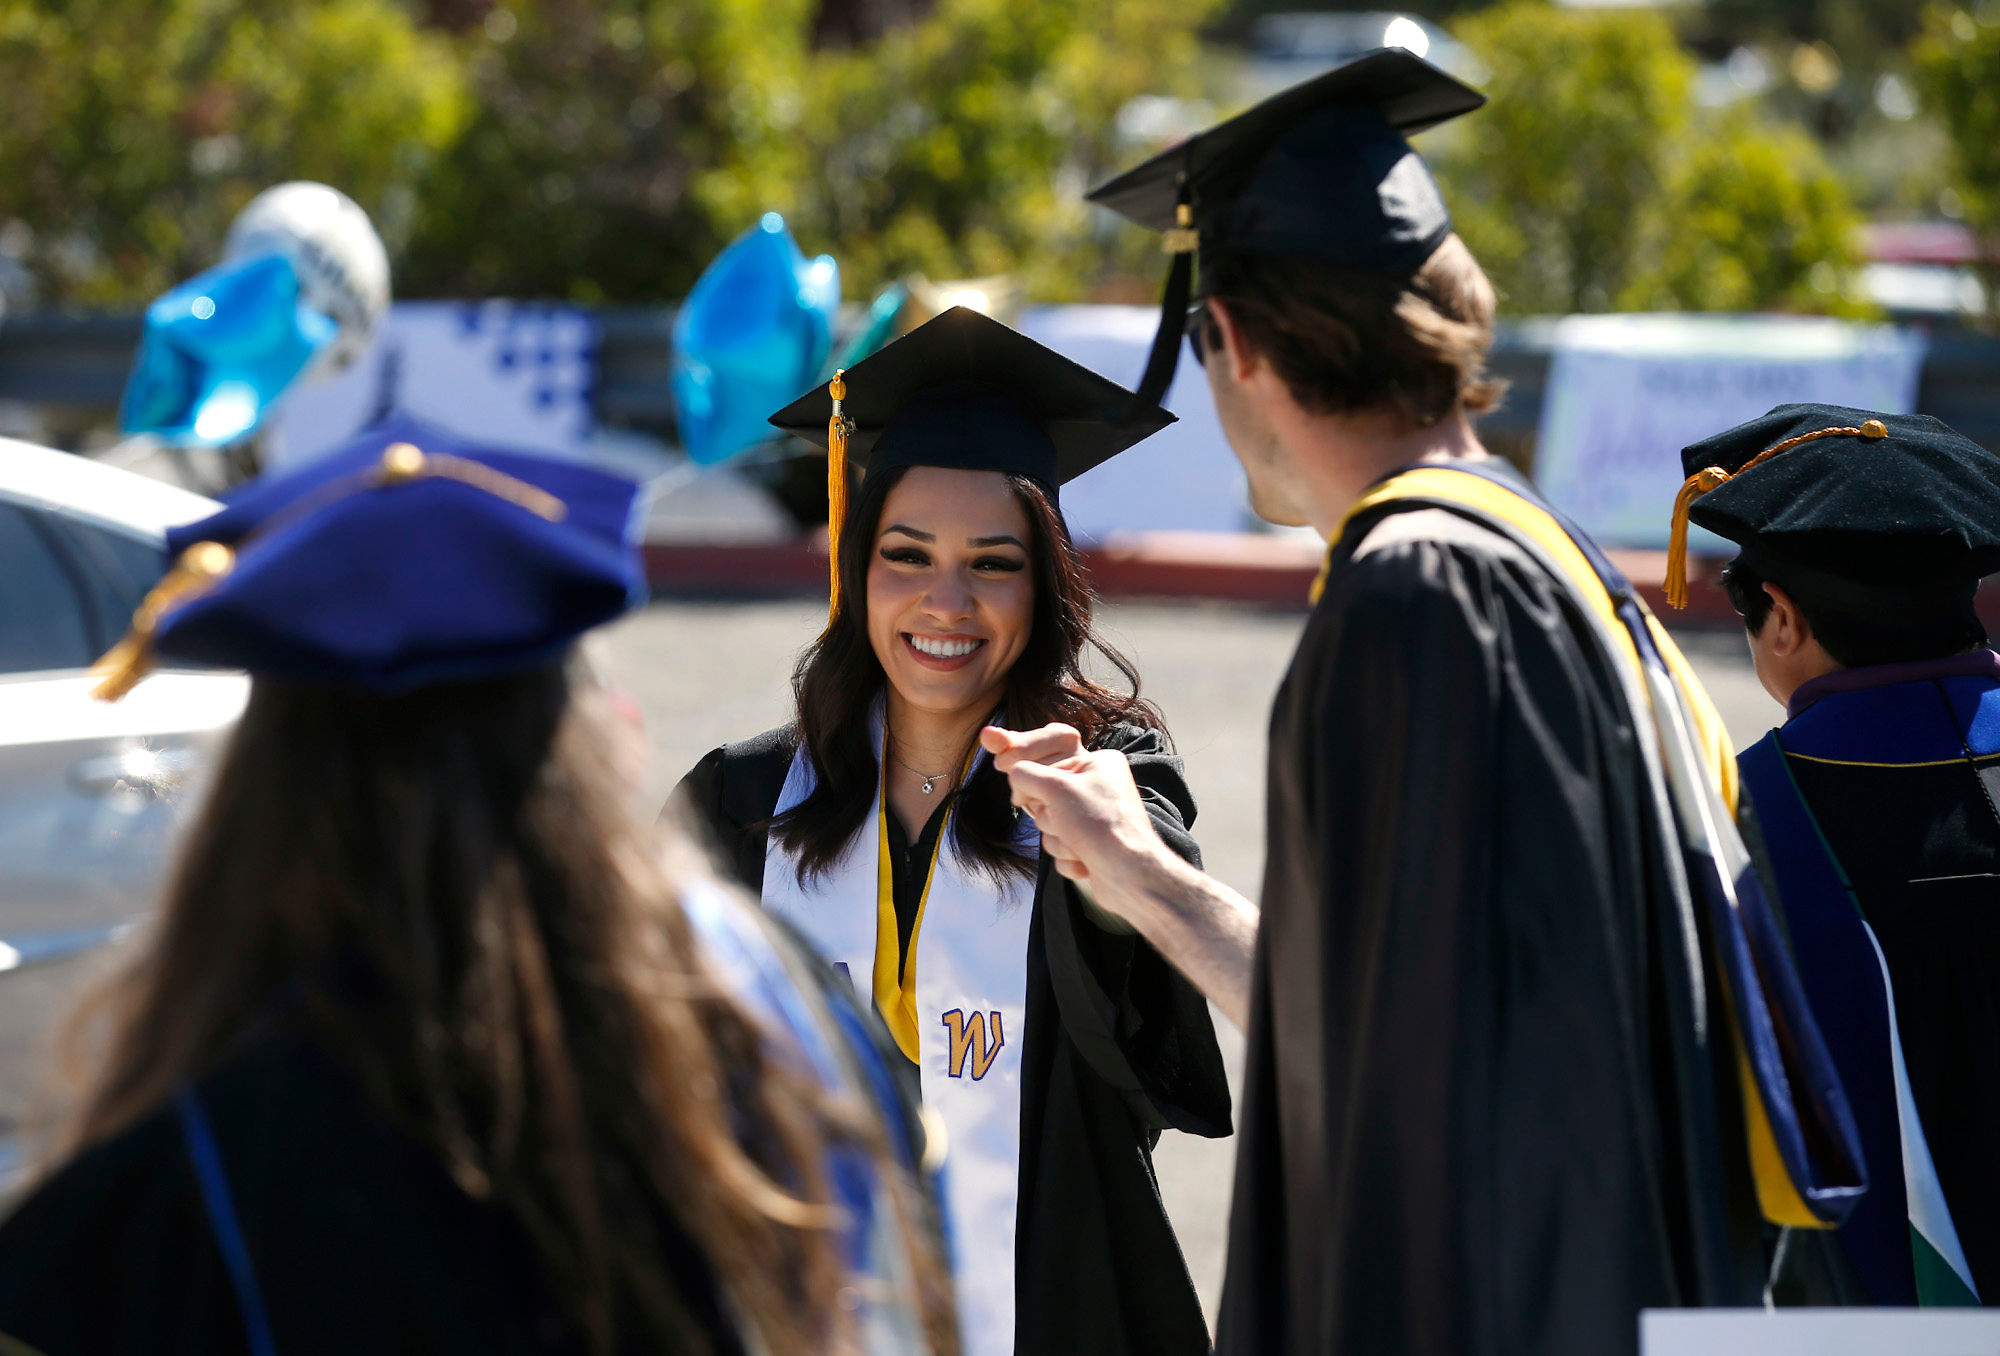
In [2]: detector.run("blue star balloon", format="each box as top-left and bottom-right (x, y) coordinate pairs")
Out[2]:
(671, 213), (838, 465)
(119, 252), (337, 446)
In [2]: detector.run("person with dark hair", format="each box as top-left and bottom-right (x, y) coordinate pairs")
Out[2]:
(985, 49), (1867, 1356)
(1671, 404), (2000, 1309)
(0, 420), (954, 1356)
(671, 308), (1232, 1356)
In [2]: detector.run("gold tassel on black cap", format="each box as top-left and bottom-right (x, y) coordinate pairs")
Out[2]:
(89, 541), (236, 702)
(1132, 189), (1197, 412)
(1665, 418), (1887, 608)
(826, 370), (853, 620)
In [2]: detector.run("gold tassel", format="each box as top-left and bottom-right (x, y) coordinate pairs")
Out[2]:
(1666, 467), (1729, 610)
(89, 541), (236, 702)
(1664, 418), (1889, 610)
(826, 370), (852, 620)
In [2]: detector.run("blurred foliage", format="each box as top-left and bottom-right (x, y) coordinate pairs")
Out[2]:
(778, 0), (1222, 300)
(1634, 113), (1866, 312)
(1913, 4), (2000, 239)
(0, 0), (467, 307)
(1435, 0), (1867, 316)
(1692, 0), (1922, 69)
(405, 0), (1220, 302)
(0, 0), (1215, 307)
(398, 0), (815, 301)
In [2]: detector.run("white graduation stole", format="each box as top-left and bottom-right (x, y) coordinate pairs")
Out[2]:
(762, 708), (1036, 1356)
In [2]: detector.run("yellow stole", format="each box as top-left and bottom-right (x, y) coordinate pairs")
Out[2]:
(1320, 467), (1826, 1230)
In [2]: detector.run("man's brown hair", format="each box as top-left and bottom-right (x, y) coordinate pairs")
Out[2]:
(1201, 233), (1505, 426)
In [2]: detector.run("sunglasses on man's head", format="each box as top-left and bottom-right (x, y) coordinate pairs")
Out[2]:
(1185, 301), (1212, 368)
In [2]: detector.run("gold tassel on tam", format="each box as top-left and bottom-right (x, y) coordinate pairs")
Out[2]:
(825, 370), (853, 620)
(88, 540), (236, 702)
(1664, 418), (1888, 610)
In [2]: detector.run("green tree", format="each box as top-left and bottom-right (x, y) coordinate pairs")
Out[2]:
(1628, 112), (1866, 313)
(398, 0), (815, 302)
(400, 0), (1219, 302)
(1436, 0), (1866, 316)
(1914, 4), (2000, 239)
(0, 0), (467, 307)
(779, 0), (1223, 299)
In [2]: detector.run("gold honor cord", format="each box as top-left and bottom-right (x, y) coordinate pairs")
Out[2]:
(825, 371), (853, 623)
(870, 733), (980, 1064)
(88, 442), (568, 702)
(1665, 419), (1887, 609)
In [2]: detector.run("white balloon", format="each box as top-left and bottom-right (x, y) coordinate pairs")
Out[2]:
(223, 182), (391, 376)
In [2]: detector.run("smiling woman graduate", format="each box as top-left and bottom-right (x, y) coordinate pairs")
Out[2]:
(670, 308), (1231, 1356)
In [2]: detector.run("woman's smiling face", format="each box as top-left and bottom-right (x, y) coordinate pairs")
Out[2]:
(866, 466), (1035, 719)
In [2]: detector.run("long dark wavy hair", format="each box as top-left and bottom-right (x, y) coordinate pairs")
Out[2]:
(774, 464), (1163, 886)
(53, 661), (952, 1356)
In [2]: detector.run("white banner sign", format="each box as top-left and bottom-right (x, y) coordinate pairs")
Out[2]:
(1015, 305), (1252, 540)
(265, 301), (598, 469)
(1534, 314), (1928, 551)
(1642, 1308), (2000, 1356)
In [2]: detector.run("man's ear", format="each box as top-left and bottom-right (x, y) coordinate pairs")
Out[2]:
(1762, 581), (1811, 656)
(1205, 297), (1259, 385)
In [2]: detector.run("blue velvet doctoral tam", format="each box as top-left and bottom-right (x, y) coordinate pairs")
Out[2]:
(156, 416), (647, 692)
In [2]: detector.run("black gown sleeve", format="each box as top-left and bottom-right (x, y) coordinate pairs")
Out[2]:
(666, 726), (799, 895)
(1038, 723), (1231, 1139)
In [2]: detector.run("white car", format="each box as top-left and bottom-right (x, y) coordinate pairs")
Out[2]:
(0, 439), (246, 1142)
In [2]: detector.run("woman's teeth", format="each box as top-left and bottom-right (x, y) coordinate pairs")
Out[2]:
(909, 635), (982, 658)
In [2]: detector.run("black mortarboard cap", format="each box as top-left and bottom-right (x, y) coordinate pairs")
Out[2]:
(1086, 48), (1486, 406)
(769, 306), (1174, 618)
(1670, 403), (2000, 614)
(768, 305), (1174, 491)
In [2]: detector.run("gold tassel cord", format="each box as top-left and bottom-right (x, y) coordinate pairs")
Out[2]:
(89, 541), (236, 702)
(826, 371), (852, 621)
(1162, 201), (1199, 256)
(1664, 418), (1888, 610)
(376, 443), (567, 522)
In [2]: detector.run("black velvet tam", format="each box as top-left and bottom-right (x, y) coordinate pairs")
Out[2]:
(766, 306), (1173, 492)
(1683, 403), (2000, 599)
(1087, 47), (1483, 277)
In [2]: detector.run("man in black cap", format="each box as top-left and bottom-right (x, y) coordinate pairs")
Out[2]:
(1671, 404), (2000, 1310)
(985, 48), (1868, 1355)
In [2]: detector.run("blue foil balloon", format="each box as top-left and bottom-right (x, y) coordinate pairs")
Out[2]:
(672, 213), (838, 465)
(120, 252), (337, 446)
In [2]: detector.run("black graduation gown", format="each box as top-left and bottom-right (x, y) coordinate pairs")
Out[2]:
(0, 1029), (738, 1356)
(1748, 657), (2000, 1304)
(1216, 505), (1764, 1356)
(673, 722), (1231, 1356)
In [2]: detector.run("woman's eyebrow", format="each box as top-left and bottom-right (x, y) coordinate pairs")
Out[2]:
(970, 534), (1026, 549)
(882, 524), (935, 543)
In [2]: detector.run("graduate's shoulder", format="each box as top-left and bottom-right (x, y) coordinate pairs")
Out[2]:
(1344, 503), (1540, 581)
(1307, 504), (1576, 672)
(671, 723), (800, 830)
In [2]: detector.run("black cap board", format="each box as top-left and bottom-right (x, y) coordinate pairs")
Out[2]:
(767, 305), (1175, 492)
(1672, 403), (2000, 614)
(1087, 48), (1485, 407)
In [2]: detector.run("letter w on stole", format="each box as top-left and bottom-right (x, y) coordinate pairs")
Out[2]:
(941, 1009), (1005, 1079)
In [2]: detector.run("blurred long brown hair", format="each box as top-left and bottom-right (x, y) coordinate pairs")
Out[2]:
(51, 661), (918, 1356)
